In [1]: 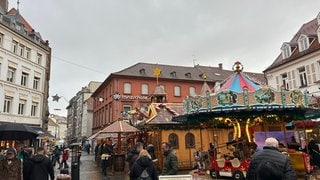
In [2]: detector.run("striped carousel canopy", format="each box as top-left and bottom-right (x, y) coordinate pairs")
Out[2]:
(219, 61), (261, 93)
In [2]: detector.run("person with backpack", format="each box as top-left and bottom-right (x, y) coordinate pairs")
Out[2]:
(129, 149), (158, 180)
(246, 137), (297, 180)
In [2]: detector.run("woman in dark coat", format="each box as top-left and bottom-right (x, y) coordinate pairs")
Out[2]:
(129, 149), (158, 180)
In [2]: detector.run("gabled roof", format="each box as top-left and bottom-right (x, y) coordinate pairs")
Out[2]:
(146, 103), (184, 125)
(265, 18), (319, 72)
(112, 62), (266, 83)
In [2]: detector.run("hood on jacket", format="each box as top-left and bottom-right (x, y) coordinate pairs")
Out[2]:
(137, 156), (153, 168)
(32, 154), (46, 163)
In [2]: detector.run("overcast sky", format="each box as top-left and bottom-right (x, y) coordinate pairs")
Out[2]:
(8, 0), (320, 116)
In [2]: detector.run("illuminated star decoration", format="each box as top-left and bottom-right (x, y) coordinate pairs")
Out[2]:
(52, 94), (61, 102)
(153, 67), (161, 85)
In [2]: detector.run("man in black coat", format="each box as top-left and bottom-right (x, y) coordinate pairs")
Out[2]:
(30, 147), (55, 180)
(246, 137), (296, 180)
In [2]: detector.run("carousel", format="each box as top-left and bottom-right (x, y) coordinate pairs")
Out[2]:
(173, 61), (320, 179)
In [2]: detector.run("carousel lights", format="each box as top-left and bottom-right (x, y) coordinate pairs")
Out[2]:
(245, 118), (251, 143)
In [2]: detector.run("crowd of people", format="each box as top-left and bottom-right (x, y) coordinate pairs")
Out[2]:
(0, 146), (58, 180)
(94, 138), (179, 180)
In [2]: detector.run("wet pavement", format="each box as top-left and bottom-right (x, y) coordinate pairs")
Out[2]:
(54, 152), (216, 180)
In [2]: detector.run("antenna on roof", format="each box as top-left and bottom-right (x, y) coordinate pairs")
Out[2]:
(17, 0), (20, 10)
(192, 55), (197, 67)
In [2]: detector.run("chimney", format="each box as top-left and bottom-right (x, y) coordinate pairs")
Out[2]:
(218, 63), (223, 69)
(0, 0), (8, 12)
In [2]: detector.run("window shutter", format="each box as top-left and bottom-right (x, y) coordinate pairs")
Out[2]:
(306, 65), (312, 85)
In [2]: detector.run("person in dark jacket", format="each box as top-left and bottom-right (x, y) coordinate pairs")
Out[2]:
(22, 148), (33, 180)
(30, 147), (55, 180)
(129, 149), (158, 180)
(100, 138), (114, 176)
(246, 137), (296, 180)
(161, 142), (178, 175)
(127, 142), (144, 171)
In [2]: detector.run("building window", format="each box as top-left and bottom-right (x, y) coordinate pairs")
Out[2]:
(185, 133), (195, 148)
(298, 35), (309, 52)
(25, 47), (31, 60)
(170, 71), (176, 77)
(141, 84), (148, 95)
(298, 67), (307, 87)
(139, 68), (145, 75)
(168, 133), (179, 149)
(281, 73), (288, 89)
(21, 72), (28, 86)
(3, 96), (12, 113)
(185, 72), (191, 78)
(189, 87), (196, 96)
(18, 44), (25, 57)
(174, 86), (181, 97)
(12, 40), (18, 54)
(37, 53), (42, 65)
(124, 82), (131, 94)
(18, 100), (26, 115)
(31, 102), (38, 116)
(7, 67), (15, 82)
(33, 77), (40, 90)
(282, 45), (291, 59)
(122, 105), (131, 117)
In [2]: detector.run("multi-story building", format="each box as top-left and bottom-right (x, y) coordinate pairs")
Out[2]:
(92, 62), (265, 134)
(48, 114), (67, 140)
(66, 81), (101, 143)
(0, 2), (51, 128)
(264, 12), (320, 106)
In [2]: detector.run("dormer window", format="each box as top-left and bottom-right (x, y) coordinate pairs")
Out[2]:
(170, 71), (176, 77)
(298, 35), (309, 52)
(139, 68), (146, 75)
(281, 43), (291, 59)
(185, 72), (191, 78)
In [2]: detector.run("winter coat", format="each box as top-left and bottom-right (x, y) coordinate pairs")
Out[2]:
(246, 146), (297, 180)
(0, 157), (22, 180)
(62, 150), (69, 161)
(162, 149), (178, 175)
(30, 154), (55, 180)
(127, 147), (140, 171)
(129, 156), (158, 180)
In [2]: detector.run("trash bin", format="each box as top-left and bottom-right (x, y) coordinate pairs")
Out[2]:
(113, 154), (125, 172)
(69, 142), (81, 180)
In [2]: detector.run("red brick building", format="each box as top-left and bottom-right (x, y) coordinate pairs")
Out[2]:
(91, 62), (265, 133)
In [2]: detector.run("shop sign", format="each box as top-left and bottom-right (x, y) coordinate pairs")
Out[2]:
(113, 92), (149, 101)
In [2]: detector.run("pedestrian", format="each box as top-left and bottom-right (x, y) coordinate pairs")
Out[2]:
(126, 142), (144, 171)
(129, 149), (158, 180)
(146, 143), (156, 161)
(246, 137), (297, 180)
(161, 142), (178, 175)
(100, 138), (114, 176)
(52, 145), (61, 168)
(86, 143), (91, 155)
(22, 147), (34, 180)
(60, 148), (69, 169)
(0, 147), (22, 180)
(29, 146), (55, 180)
